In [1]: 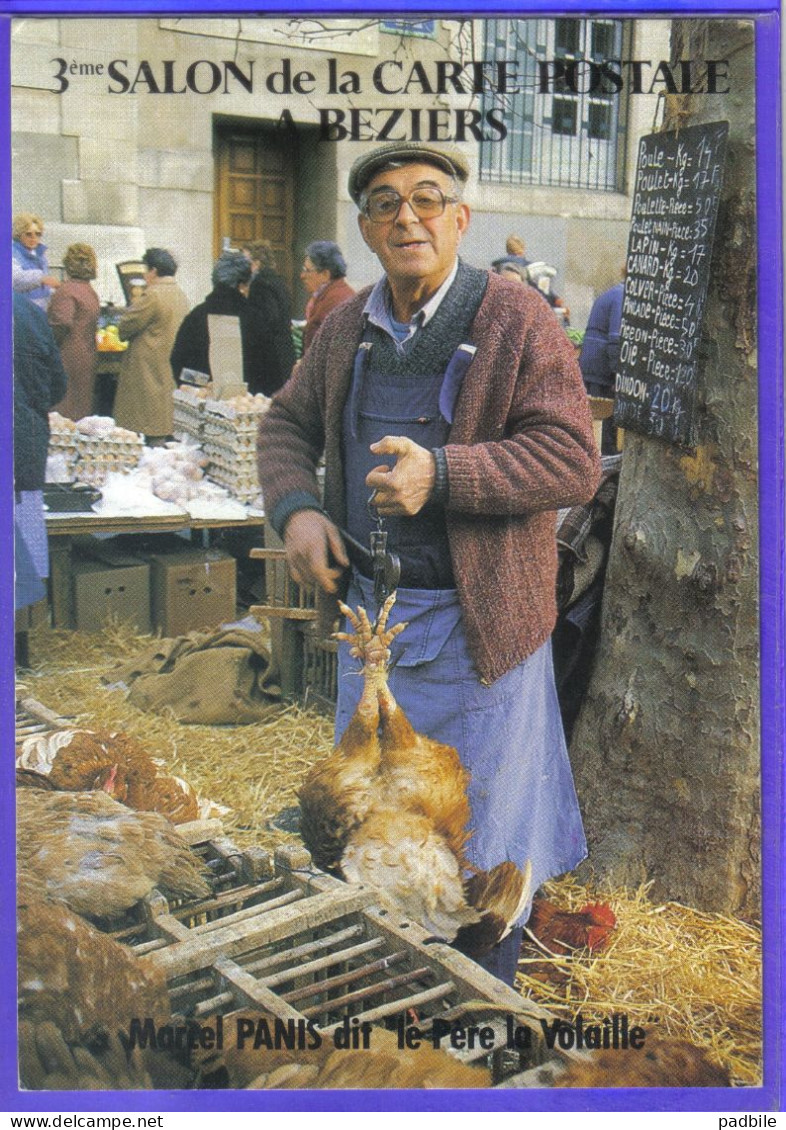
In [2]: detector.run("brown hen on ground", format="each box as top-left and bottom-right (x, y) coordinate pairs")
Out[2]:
(527, 896), (617, 954)
(299, 595), (531, 956)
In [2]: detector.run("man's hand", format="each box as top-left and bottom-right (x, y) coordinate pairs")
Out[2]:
(366, 436), (436, 517)
(283, 510), (349, 594)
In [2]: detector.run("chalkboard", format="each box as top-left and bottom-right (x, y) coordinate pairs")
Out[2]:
(614, 120), (729, 448)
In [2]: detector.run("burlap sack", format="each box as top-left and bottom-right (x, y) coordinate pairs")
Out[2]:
(106, 627), (281, 724)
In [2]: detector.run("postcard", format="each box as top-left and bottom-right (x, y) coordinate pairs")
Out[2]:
(3, 3), (782, 1116)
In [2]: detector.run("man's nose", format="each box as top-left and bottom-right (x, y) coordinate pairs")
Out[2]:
(393, 198), (420, 223)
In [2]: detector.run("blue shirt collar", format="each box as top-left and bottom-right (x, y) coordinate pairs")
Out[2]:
(363, 259), (460, 351)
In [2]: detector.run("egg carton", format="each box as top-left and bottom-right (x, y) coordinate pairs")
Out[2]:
(202, 450), (258, 475)
(205, 462), (258, 486)
(204, 479), (260, 504)
(203, 458), (257, 482)
(203, 424), (258, 448)
(174, 386), (212, 408)
(139, 841), (560, 1085)
(75, 437), (144, 461)
(204, 396), (270, 424)
(72, 454), (143, 487)
(201, 437), (257, 459)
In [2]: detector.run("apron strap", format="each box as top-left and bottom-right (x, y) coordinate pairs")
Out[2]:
(348, 340), (373, 441)
(438, 343), (477, 425)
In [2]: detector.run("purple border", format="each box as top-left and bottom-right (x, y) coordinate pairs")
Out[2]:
(1, 1), (782, 1114)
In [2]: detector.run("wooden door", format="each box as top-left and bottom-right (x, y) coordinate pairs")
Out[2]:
(214, 123), (295, 295)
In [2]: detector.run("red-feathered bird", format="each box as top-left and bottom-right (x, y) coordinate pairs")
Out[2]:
(527, 897), (617, 955)
(299, 595), (531, 957)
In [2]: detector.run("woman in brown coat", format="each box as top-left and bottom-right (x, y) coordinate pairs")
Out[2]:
(48, 243), (100, 421)
(301, 241), (355, 354)
(114, 248), (190, 442)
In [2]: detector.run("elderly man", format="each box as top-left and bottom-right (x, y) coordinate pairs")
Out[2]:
(258, 142), (601, 984)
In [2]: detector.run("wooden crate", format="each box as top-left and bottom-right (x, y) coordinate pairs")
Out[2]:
(139, 841), (561, 1083)
(15, 696), (69, 741)
(249, 546), (338, 705)
(301, 624), (338, 714)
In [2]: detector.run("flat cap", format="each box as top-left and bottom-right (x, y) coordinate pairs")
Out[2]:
(348, 142), (470, 204)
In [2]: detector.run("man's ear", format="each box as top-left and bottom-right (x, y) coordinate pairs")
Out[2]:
(358, 211), (372, 249)
(455, 203), (471, 239)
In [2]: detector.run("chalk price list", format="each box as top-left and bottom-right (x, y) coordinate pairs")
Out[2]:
(615, 122), (728, 446)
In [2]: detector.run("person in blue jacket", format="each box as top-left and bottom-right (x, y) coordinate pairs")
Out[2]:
(579, 278), (625, 398)
(13, 292), (69, 664)
(13, 213), (60, 310)
(579, 276), (625, 453)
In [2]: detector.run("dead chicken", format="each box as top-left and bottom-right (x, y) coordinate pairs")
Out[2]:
(16, 727), (199, 824)
(17, 789), (210, 922)
(17, 880), (172, 1090)
(299, 595), (531, 957)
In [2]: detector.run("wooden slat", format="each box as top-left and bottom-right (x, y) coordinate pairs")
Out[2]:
(212, 956), (304, 1021)
(250, 605), (318, 621)
(17, 697), (68, 729)
(300, 963), (432, 1018)
(360, 904), (555, 1025)
(174, 818), (226, 846)
(242, 923), (365, 977)
(249, 548), (286, 560)
(193, 990), (235, 1017)
(190, 888), (304, 934)
(317, 981), (458, 1027)
(170, 877), (286, 921)
(264, 937), (388, 990)
(285, 950), (410, 1005)
(148, 885), (376, 979)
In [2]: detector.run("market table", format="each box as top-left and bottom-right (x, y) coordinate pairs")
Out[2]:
(45, 507), (265, 628)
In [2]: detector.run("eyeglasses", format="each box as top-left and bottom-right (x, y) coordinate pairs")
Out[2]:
(24, 230), (42, 238)
(362, 186), (458, 224)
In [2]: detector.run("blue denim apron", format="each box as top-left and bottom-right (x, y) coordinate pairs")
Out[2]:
(337, 340), (587, 921)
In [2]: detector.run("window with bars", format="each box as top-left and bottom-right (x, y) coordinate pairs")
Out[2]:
(479, 17), (628, 191)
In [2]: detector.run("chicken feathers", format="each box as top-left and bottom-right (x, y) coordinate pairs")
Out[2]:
(17, 789), (211, 921)
(15, 727), (200, 824)
(299, 595), (531, 957)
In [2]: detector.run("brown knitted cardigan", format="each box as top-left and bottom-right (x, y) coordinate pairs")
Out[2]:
(257, 267), (601, 684)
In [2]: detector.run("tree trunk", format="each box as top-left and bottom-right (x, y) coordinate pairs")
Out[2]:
(571, 19), (759, 918)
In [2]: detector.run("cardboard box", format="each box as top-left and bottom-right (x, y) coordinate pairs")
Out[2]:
(71, 557), (151, 633)
(149, 547), (236, 637)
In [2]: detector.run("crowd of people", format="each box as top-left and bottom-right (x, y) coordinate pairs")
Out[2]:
(12, 208), (616, 451)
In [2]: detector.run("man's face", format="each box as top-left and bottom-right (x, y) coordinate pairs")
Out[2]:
(357, 162), (470, 293)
